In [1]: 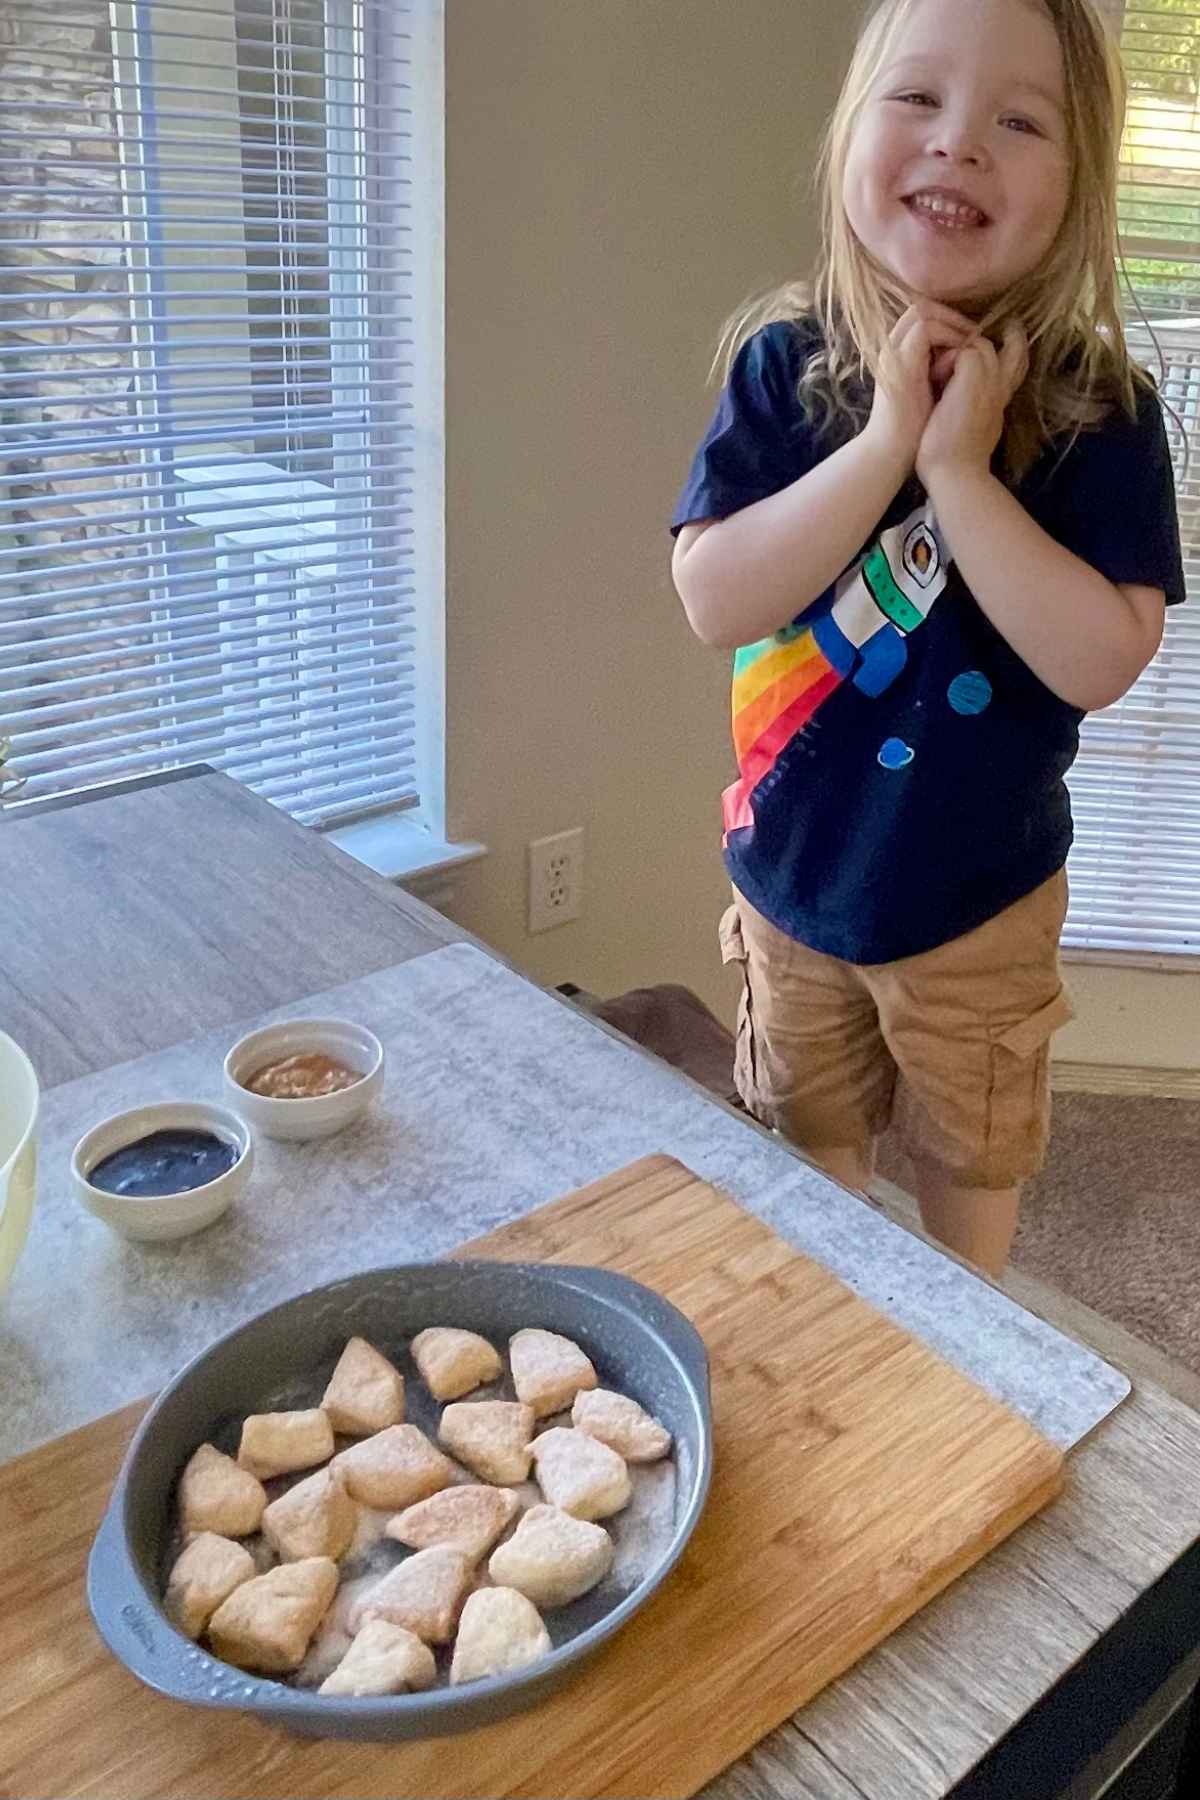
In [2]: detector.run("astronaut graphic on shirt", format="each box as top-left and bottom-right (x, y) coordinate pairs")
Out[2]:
(813, 501), (949, 698)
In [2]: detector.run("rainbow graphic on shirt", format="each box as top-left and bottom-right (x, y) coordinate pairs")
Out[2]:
(722, 500), (950, 840)
(723, 630), (841, 835)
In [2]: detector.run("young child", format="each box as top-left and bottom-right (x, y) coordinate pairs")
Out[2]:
(670, 0), (1186, 1276)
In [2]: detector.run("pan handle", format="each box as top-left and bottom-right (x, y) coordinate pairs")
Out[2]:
(87, 1492), (237, 1705)
(87, 1493), (318, 1716)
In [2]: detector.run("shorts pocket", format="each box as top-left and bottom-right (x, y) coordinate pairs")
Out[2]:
(719, 903), (760, 1107)
(985, 984), (1074, 1182)
(995, 987), (1075, 1059)
(719, 903), (746, 968)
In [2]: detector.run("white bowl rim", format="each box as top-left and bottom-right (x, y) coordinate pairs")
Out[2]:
(0, 1027), (39, 1181)
(73, 1100), (251, 1207)
(222, 1016), (384, 1097)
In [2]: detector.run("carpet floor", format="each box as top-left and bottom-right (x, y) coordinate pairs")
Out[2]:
(879, 1092), (1200, 1376)
(1010, 1092), (1200, 1377)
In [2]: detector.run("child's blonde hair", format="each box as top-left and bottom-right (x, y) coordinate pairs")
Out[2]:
(716, 0), (1141, 485)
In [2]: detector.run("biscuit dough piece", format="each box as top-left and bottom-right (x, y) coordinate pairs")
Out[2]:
(179, 1442), (267, 1538)
(571, 1388), (672, 1463)
(321, 1337), (406, 1436)
(386, 1483), (520, 1562)
(348, 1545), (473, 1645)
(487, 1504), (613, 1607)
(449, 1587), (553, 1686)
(164, 1532), (256, 1639)
(262, 1466), (357, 1562)
(529, 1428), (631, 1521)
(411, 1327), (502, 1401)
(509, 1329), (598, 1419)
(237, 1409), (334, 1481)
(318, 1619), (437, 1696)
(438, 1401), (535, 1485)
(333, 1424), (454, 1509)
(207, 1556), (338, 1673)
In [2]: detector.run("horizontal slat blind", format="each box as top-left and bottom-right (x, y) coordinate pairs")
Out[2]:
(0, 0), (417, 827)
(1063, 0), (1200, 952)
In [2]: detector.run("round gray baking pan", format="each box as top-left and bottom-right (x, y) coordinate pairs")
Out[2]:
(87, 1260), (712, 1740)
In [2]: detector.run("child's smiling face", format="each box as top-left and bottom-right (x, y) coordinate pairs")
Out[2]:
(842, 0), (1072, 307)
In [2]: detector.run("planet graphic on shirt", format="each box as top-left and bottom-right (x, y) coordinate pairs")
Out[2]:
(948, 671), (993, 716)
(878, 738), (915, 771)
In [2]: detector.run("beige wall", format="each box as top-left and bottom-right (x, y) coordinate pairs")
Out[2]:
(442, 0), (852, 1026)
(440, 0), (1200, 1072)
(1058, 962), (1199, 1072)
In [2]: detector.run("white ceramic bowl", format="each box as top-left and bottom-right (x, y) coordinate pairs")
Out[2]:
(222, 1018), (383, 1141)
(0, 1029), (39, 1293)
(73, 1101), (253, 1243)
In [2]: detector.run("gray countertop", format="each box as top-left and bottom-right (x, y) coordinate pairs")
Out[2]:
(5, 769), (1200, 1800)
(3, 942), (1127, 1464)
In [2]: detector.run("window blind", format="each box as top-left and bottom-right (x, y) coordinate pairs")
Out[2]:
(0, 0), (419, 828)
(1064, 0), (1200, 953)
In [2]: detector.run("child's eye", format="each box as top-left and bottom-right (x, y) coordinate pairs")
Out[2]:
(889, 93), (1046, 135)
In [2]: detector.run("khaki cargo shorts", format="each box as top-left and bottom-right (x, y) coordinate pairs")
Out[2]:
(720, 872), (1074, 1190)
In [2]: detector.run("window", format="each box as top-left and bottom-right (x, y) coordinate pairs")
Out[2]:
(235, 0), (336, 463)
(1064, 0), (1200, 955)
(0, 0), (442, 831)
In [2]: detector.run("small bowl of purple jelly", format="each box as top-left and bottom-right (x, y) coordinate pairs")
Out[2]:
(72, 1101), (253, 1243)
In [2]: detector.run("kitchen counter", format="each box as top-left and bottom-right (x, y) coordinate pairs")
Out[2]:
(5, 942), (1128, 1463)
(3, 766), (1199, 1799)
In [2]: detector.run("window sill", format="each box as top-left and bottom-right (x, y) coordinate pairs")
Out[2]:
(326, 812), (487, 886)
(1061, 946), (1200, 973)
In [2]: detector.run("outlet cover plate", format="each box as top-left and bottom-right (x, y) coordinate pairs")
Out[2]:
(528, 828), (584, 933)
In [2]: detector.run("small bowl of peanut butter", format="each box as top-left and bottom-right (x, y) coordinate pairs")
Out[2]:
(223, 1018), (384, 1141)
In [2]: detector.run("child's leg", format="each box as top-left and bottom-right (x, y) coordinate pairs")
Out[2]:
(911, 1174), (1021, 1279)
(814, 1140), (879, 1193)
(873, 871), (1074, 1277)
(720, 894), (894, 1192)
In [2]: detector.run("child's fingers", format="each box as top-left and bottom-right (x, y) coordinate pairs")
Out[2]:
(942, 341), (987, 394)
(896, 298), (976, 332)
(890, 303), (974, 352)
(930, 346), (960, 391)
(889, 308), (972, 398)
(958, 329), (1026, 411)
(925, 319), (974, 352)
(998, 319), (1030, 397)
(917, 299), (980, 337)
(894, 303), (972, 341)
(884, 310), (923, 360)
(897, 318), (936, 384)
(962, 337), (1001, 389)
(889, 307), (926, 354)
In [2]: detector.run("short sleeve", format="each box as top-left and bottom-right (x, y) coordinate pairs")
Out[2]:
(669, 320), (824, 536)
(1030, 378), (1186, 606)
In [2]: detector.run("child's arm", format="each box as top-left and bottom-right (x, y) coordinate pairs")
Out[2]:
(924, 469), (1164, 710)
(674, 302), (975, 650)
(919, 332), (1166, 711)
(672, 429), (911, 649)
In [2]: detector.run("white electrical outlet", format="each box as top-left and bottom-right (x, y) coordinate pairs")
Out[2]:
(528, 827), (584, 933)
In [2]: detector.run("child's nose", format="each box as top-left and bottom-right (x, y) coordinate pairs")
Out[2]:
(925, 111), (989, 167)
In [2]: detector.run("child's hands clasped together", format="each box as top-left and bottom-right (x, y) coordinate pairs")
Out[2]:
(864, 300), (975, 471)
(867, 301), (1029, 489)
(917, 319), (1030, 490)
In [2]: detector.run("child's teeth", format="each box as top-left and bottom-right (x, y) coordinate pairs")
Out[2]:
(911, 193), (984, 226)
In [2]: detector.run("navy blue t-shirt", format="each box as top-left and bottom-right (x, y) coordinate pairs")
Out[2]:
(671, 319), (1186, 963)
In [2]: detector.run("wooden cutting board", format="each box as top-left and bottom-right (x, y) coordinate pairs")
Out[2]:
(0, 1156), (1064, 1800)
